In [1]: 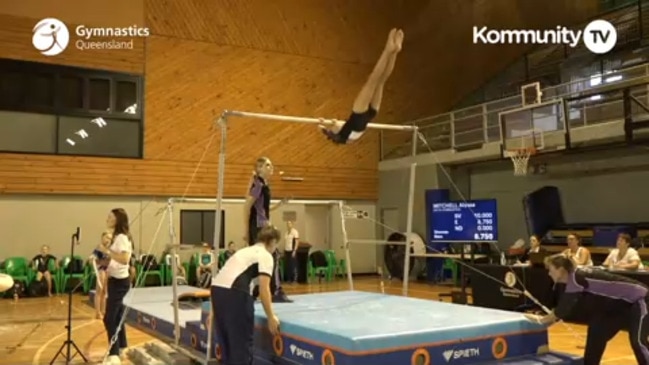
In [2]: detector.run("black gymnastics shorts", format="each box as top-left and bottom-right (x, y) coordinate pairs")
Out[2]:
(333, 107), (378, 144)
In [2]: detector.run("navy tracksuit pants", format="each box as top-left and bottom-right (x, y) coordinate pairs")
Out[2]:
(211, 286), (255, 365)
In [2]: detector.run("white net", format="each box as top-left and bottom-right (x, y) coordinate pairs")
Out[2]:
(506, 148), (534, 176)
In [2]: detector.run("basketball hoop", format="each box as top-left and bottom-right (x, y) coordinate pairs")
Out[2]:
(505, 148), (536, 176)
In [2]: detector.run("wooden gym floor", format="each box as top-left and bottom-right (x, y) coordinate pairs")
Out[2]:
(0, 277), (636, 365)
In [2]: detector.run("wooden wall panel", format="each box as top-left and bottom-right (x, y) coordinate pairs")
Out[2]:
(0, 0), (144, 28)
(0, 0), (600, 200)
(0, 154), (377, 199)
(145, 0), (401, 65)
(143, 35), (392, 168)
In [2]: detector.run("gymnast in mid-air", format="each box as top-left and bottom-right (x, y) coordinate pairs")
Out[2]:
(319, 28), (404, 144)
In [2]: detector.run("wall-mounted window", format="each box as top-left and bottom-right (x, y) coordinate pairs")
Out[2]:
(0, 58), (144, 158)
(180, 210), (226, 249)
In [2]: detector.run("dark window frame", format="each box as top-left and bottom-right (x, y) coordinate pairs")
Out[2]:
(179, 210), (226, 249)
(0, 58), (144, 159)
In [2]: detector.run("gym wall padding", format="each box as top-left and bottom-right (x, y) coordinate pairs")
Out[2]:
(523, 186), (565, 238)
(0, 195), (378, 269)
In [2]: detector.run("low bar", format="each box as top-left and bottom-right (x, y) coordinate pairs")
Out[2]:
(347, 239), (407, 245)
(224, 110), (418, 131)
(168, 197), (341, 205)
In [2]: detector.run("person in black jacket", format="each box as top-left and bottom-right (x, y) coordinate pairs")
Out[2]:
(525, 254), (649, 365)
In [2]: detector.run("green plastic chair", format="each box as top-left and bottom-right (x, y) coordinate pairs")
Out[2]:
(44, 259), (60, 293)
(187, 252), (207, 286)
(278, 256), (285, 279)
(308, 251), (331, 282)
(136, 254), (164, 287)
(4, 256), (33, 287)
(325, 250), (346, 278)
(58, 255), (86, 293)
(442, 259), (459, 285)
(83, 262), (95, 294)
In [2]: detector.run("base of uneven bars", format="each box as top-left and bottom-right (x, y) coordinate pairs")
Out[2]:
(438, 290), (470, 305)
(166, 244), (203, 251)
(347, 239), (407, 245)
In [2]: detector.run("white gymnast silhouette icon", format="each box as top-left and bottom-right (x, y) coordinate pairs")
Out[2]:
(32, 18), (70, 56)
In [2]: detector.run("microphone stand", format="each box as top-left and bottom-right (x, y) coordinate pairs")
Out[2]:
(50, 227), (89, 365)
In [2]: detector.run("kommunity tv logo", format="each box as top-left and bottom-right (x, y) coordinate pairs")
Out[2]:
(473, 19), (617, 54)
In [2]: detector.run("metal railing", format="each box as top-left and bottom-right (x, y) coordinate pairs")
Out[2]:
(457, 1), (648, 108)
(564, 81), (649, 128)
(381, 63), (649, 160)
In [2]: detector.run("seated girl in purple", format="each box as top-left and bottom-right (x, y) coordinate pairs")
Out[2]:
(526, 254), (649, 365)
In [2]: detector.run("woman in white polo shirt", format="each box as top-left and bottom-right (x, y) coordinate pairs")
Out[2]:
(603, 233), (644, 270)
(96, 208), (133, 365)
(282, 221), (299, 283)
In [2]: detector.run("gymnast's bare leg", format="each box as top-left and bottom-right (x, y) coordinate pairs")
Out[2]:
(320, 28), (403, 144)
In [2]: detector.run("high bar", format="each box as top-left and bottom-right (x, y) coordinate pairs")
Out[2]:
(223, 110), (418, 132)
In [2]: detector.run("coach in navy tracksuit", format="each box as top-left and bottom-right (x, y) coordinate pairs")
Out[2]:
(243, 156), (290, 302)
(527, 254), (649, 365)
(212, 225), (281, 365)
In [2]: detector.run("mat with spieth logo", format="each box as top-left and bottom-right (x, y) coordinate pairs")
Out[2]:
(90, 288), (583, 365)
(206, 291), (583, 365)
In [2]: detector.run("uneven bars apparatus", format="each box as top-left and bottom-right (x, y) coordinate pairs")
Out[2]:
(191, 110), (418, 364)
(164, 197), (342, 359)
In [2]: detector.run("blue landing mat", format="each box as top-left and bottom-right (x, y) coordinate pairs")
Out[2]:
(90, 287), (582, 364)
(203, 291), (546, 351)
(198, 291), (582, 364)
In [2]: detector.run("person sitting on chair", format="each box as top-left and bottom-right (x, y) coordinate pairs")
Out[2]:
(518, 235), (547, 265)
(603, 233), (643, 271)
(32, 245), (57, 297)
(223, 241), (236, 263)
(561, 233), (593, 267)
(197, 243), (214, 283)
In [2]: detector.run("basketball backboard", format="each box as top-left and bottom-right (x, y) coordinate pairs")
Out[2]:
(521, 82), (542, 106)
(499, 99), (567, 158)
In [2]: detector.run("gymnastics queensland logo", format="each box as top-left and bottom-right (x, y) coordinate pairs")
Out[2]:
(504, 272), (517, 287)
(32, 18), (70, 56)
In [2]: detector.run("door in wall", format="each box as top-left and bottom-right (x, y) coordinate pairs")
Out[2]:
(304, 205), (331, 252)
(378, 208), (400, 270)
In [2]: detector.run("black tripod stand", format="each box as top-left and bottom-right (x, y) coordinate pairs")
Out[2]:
(50, 227), (89, 365)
